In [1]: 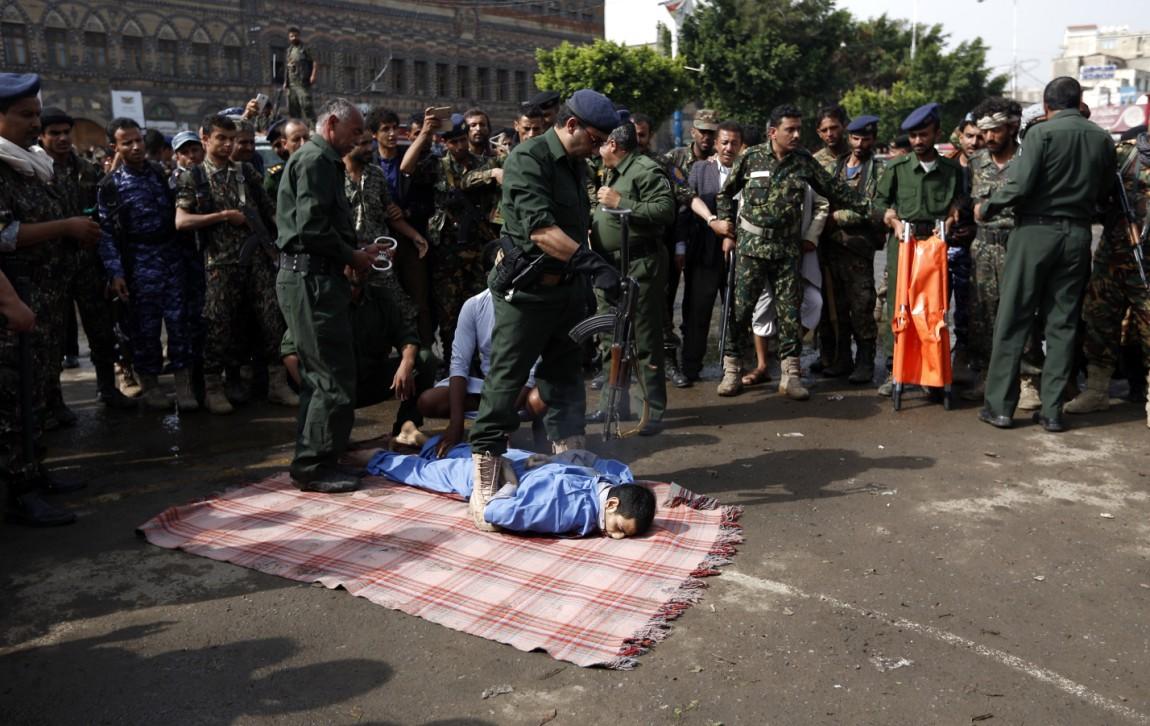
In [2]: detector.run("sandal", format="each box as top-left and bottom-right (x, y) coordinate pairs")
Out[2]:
(741, 368), (770, 386)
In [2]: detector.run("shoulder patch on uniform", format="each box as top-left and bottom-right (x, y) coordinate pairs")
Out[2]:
(670, 165), (688, 185)
(750, 170), (771, 179)
(268, 163), (284, 174)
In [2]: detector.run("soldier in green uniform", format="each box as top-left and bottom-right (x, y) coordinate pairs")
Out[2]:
(1, 73), (102, 525)
(275, 98), (382, 493)
(1063, 132), (1149, 425)
(284, 27), (317, 123)
(468, 89), (621, 531)
(976, 77), (1117, 432)
(586, 122), (676, 434)
(264, 117), (310, 206)
(714, 104), (874, 400)
(874, 103), (965, 396)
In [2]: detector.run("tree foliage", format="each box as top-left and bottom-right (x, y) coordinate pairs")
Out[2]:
(535, 40), (693, 123)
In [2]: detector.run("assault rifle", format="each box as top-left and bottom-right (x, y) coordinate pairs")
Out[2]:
(1114, 170), (1149, 290)
(717, 249), (736, 362)
(569, 207), (648, 440)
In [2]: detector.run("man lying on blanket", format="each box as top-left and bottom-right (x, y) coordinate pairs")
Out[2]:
(342, 437), (656, 538)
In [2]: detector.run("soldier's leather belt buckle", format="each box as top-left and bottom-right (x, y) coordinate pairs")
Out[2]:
(279, 252), (337, 275)
(1018, 214), (1088, 229)
(739, 218), (776, 238)
(538, 272), (564, 287)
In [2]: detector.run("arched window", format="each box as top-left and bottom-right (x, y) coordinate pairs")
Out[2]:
(121, 20), (144, 72)
(83, 16), (108, 67)
(156, 25), (178, 76)
(44, 11), (68, 67)
(191, 28), (211, 78)
(222, 31), (242, 79)
(1, 7), (29, 66)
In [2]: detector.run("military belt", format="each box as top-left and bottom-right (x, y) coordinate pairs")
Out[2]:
(738, 218), (782, 239)
(1017, 214), (1089, 229)
(279, 252), (340, 275)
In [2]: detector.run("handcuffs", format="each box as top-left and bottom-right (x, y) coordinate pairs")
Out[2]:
(369, 236), (398, 272)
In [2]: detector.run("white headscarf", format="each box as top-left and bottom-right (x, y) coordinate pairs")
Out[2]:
(0, 136), (55, 182)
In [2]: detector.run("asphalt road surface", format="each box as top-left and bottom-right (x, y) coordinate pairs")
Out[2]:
(2, 359), (1148, 726)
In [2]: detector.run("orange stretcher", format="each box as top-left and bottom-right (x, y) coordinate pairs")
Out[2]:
(891, 220), (953, 411)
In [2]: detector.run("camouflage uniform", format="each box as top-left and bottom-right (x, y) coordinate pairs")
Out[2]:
(813, 143), (848, 173)
(968, 148), (1016, 370)
(176, 158), (284, 375)
(98, 162), (193, 375)
(344, 162), (418, 327)
(1081, 140), (1150, 368)
(0, 162), (65, 491)
(419, 152), (501, 359)
(285, 44), (315, 122)
(717, 144), (873, 361)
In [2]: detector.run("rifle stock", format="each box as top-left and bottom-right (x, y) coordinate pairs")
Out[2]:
(1115, 171), (1149, 290)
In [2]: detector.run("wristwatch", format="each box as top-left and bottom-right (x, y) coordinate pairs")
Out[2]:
(707, 215), (718, 224)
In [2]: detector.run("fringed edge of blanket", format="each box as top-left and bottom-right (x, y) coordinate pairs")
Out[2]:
(606, 501), (745, 670)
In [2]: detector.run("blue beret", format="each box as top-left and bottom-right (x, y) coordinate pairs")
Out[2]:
(218, 106), (245, 118)
(442, 112), (467, 140)
(172, 131), (200, 151)
(265, 118), (286, 143)
(901, 103), (941, 132)
(847, 114), (880, 135)
(0, 73), (40, 102)
(568, 89), (619, 135)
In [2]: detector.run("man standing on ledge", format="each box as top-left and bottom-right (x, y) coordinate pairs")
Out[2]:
(468, 90), (621, 532)
(976, 77), (1116, 432)
(284, 27), (317, 123)
(276, 98), (383, 493)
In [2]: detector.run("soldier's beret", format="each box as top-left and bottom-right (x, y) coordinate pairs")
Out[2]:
(694, 108), (720, 131)
(900, 103), (941, 132)
(172, 131), (200, 151)
(40, 106), (73, 128)
(442, 113), (467, 140)
(265, 118), (287, 143)
(847, 115), (880, 135)
(218, 106), (245, 118)
(568, 89), (619, 135)
(615, 105), (632, 124)
(528, 90), (561, 110)
(0, 73), (40, 102)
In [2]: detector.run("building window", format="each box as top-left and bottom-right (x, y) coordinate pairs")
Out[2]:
(392, 59), (406, 94)
(477, 67), (490, 101)
(435, 63), (449, 98)
(496, 69), (509, 102)
(456, 64), (469, 98)
(224, 45), (241, 79)
(85, 31), (108, 67)
(270, 45), (286, 84)
(414, 60), (428, 96)
(122, 35), (143, 71)
(2, 22), (28, 66)
(45, 28), (68, 67)
(514, 70), (528, 102)
(192, 42), (210, 77)
(158, 39), (178, 76)
(343, 61), (358, 91)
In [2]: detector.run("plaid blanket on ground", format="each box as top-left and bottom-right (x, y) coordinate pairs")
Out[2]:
(138, 473), (742, 668)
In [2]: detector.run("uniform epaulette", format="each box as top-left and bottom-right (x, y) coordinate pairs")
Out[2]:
(268, 163), (284, 175)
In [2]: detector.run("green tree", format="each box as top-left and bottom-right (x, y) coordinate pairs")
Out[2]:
(840, 82), (931, 142)
(535, 40), (693, 123)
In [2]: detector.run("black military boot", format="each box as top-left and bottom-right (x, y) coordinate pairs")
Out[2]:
(664, 346), (690, 388)
(95, 361), (137, 409)
(822, 337), (854, 378)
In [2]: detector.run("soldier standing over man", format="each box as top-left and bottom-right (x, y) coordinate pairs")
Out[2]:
(1, 73), (101, 526)
(714, 104), (874, 400)
(284, 26), (317, 124)
(976, 77), (1116, 432)
(586, 122), (676, 435)
(467, 90), (621, 531)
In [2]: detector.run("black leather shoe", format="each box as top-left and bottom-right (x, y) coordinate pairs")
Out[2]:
(978, 407), (1013, 429)
(37, 469), (87, 494)
(638, 420), (664, 436)
(589, 373), (606, 391)
(292, 467), (360, 493)
(6, 493), (77, 527)
(1032, 412), (1067, 433)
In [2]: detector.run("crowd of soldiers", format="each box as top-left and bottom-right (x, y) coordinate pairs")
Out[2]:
(1, 43), (1146, 529)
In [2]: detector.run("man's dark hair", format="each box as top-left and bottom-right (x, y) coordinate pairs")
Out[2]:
(201, 113), (237, 135)
(553, 103), (576, 128)
(106, 117), (141, 143)
(366, 107), (400, 133)
(959, 118), (978, 132)
(1044, 76), (1083, 111)
(816, 104), (848, 126)
(143, 128), (169, 155)
(630, 112), (653, 128)
(893, 134), (912, 151)
(716, 120), (743, 139)
(287, 26), (301, 34)
(519, 104), (545, 121)
(463, 107), (489, 124)
(971, 97), (1023, 125)
(482, 238), (503, 272)
(609, 484), (656, 536)
(769, 104), (803, 129)
(606, 121), (638, 151)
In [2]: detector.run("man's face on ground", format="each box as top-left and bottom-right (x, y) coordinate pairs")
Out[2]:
(960, 124), (984, 156)
(288, 31), (300, 46)
(327, 108), (365, 156)
(465, 114), (489, 147)
(114, 126), (147, 167)
(690, 126), (715, 155)
(908, 125), (940, 159)
(516, 115), (545, 141)
(40, 122), (73, 157)
(849, 132), (875, 158)
(716, 129), (742, 167)
(0, 96), (42, 149)
(603, 501), (639, 540)
(176, 143), (204, 168)
(284, 121), (310, 155)
(817, 116), (844, 150)
(231, 131), (255, 162)
(633, 121), (651, 151)
(375, 121), (398, 151)
(982, 124), (1015, 154)
(203, 126), (236, 162)
(347, 132), (374, 164)
(770, 116), (803, 154)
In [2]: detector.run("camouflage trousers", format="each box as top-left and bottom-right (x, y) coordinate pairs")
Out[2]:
(0, 267), (52, 489)
(286, 85), (314, 122)
(203, 257), (286, 374)
(430, 245), (487, 362)
(968, 236), (1045, 371)
(124, 241), (198, 375)
(947, 245), (972, 349)
(724, 252), (802, 360)
(822, 245), (877, 345)
(1081, 243), (1150, 368)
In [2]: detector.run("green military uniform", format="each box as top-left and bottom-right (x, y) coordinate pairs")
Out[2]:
(590, 151), (676, 422)
(281, 277), (437, 431)
(264, 162), (285, 208)
(275, 135), (360, 483)
(717, 144), (872, 363)
(470, 128), (592, 455)
(979, 108), (1116, 421)
(285, 43), (315, 122)
(874, 153), (965, 360)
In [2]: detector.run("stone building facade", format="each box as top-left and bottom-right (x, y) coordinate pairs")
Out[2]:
(1, 0), (603, 149)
